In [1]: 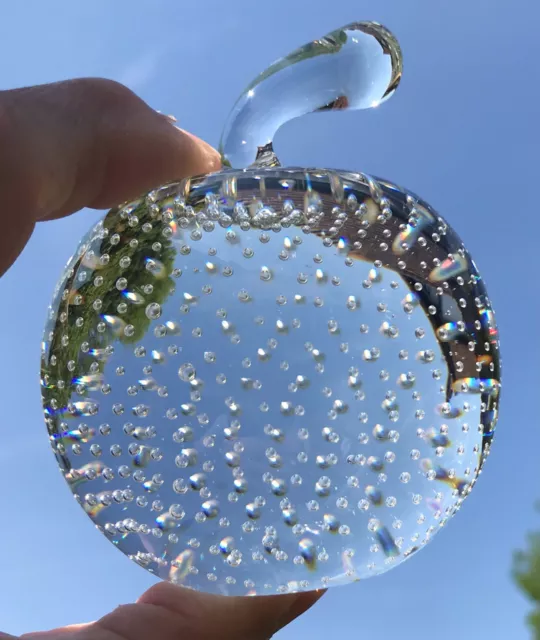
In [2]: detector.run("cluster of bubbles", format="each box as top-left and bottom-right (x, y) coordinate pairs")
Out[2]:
(41, 166), (500, 595)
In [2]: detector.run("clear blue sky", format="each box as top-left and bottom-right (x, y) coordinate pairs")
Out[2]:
(0, 0), (538, 637)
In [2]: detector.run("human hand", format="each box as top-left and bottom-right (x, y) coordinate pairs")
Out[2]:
(0, 78), (324, 638)
(2, 581), (323, 639)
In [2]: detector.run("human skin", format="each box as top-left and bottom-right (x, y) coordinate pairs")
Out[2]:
(0, 78), (324, 640)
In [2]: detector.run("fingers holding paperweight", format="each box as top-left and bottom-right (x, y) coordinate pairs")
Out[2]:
(41, 22), (500, 596)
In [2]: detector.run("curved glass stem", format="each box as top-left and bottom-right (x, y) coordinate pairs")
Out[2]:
(219, 22), (403, 170)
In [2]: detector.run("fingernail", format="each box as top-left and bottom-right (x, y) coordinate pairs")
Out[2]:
(156, 110), (178, 123)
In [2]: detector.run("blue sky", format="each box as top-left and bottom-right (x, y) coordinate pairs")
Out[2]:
(0, 0), (538, 637)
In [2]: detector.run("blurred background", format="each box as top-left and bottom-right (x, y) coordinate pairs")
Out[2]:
(0, 0), (539, 637)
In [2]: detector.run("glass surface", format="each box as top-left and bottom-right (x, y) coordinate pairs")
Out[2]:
(220, 21), (402, 169)
(41, 23), (500, 597)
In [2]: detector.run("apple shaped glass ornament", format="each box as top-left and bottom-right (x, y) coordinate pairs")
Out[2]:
(41, 22), (501, 596)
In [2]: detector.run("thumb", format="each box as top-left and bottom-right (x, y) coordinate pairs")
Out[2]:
(19, 583), (325, 640)
(96, 582), (326, 640)
(0, 78), (220, 276)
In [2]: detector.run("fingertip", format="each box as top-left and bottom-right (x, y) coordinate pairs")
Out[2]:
(174, 127), (222, 174)
(278, 588), (327, 628)
(86, 106), (221, 210)
(137, 581), (325, 639)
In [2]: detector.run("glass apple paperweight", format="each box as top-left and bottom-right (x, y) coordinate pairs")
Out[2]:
(41, 21), (501, 596)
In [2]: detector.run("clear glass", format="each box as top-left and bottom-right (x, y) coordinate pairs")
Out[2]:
(41, 23), (500, 597)
(220, 21), (402, 169)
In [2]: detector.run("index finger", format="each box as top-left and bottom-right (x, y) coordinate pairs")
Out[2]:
(0, 78), (221, 276)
